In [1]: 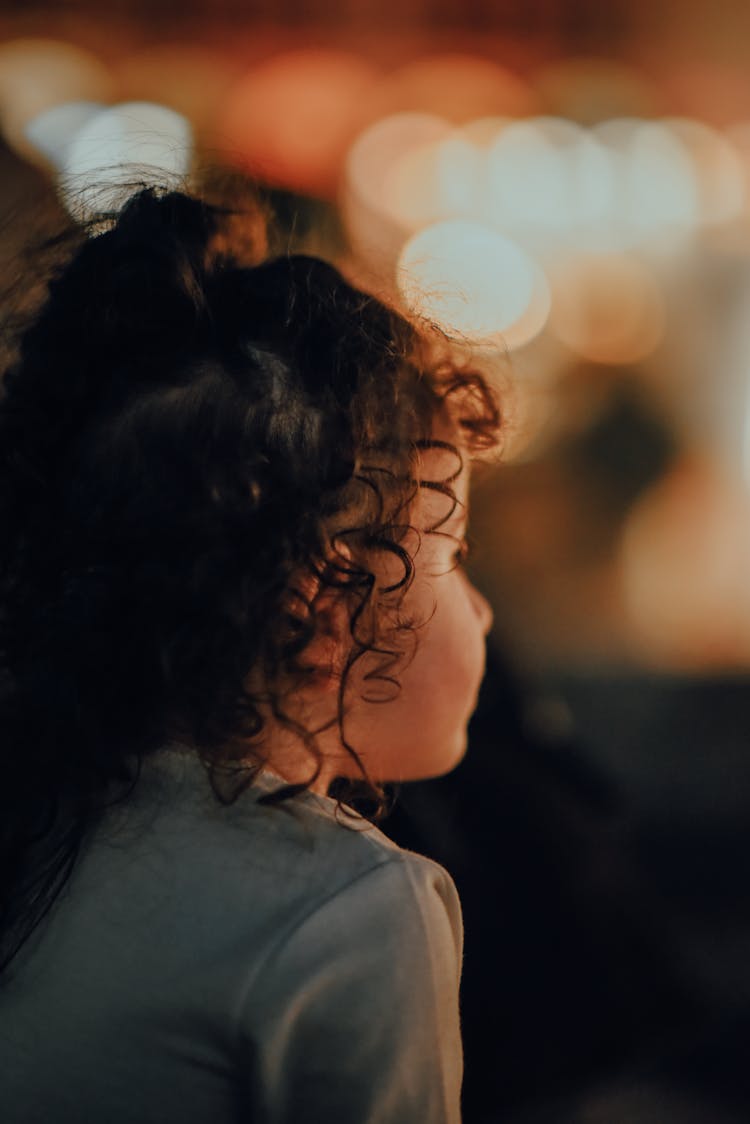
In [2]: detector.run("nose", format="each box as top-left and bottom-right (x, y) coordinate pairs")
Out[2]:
(467, 576), (494, 636)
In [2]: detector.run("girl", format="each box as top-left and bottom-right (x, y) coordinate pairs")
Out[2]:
(0, 186), (499, 1122)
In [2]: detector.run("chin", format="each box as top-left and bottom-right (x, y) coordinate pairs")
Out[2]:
(404, 730), (469, 782)
(441, 731), (470, 776)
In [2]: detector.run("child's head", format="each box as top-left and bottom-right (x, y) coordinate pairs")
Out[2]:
(0, 186), (500, 815)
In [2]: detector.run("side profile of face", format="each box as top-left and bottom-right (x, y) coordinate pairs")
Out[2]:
(263, 440), (493, 790)
(340, 444), (493, 783)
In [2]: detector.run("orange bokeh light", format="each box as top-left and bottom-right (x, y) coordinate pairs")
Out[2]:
(342, 112), (451, 278)
(0, 37), (113, 162)
(548, 252), (665, 364)
(533, 56), (661, 124)
(218, 49), (380, 198)
(114, 45), (242, 140)
(620, 456), (750, 669)
(365, 54), (539, 124)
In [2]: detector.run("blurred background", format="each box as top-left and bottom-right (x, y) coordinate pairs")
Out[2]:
(2, 2), (750, 1122)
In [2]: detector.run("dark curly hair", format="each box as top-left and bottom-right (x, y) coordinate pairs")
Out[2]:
(0, 185), (500, 977)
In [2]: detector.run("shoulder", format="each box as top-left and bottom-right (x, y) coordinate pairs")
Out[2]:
(250, 775), (464, 955)
(234, 803), (465, 1122)
(107, 747), (461, 946)
(254, 773), (463, 944)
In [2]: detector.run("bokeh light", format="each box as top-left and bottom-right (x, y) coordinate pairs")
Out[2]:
(114, 45), (242, 141)
(397, 219), (544, 343)
(382, 129), (486, 230)
(533, 56), (661, 124)
(0, 23), (749, 681)
(483, 116), (616, 253)
(366, 54), (538, 124)
(23, 99), (103, 171)
(547, 252), (665, 364)
(460, 116), (516, 147)
(498, 370), (562, 463)
(343, 112), (452, 276)
(499, 261), (553, 351)
(0, 37), (113, 162)
(655, 60), (750, 127)
(60, 100), (193, 220)
(218, 49), (380, 198)
(662, 117), (745, 228)
(724, 121), (750, 218)
(592, 117), (699, 248)
(620, 457), (750, 668)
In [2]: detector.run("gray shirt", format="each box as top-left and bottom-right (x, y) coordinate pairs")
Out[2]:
(0, 748), (463, 1122)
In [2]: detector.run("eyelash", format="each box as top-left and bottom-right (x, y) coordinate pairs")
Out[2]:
(453, 540), (469, 568)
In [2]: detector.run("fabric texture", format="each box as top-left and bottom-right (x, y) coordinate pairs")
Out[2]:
(0, 747), (464, 1123)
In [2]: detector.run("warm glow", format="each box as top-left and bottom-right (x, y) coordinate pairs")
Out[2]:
(662, 117), (745, 227)
(366, 54), (538, 124)
(620, 458), (750, 668)
(383, 131), (486, 230)
(499, 372), (561, 464)
(460, 116), (515, 147)
(656, 62), (750, 129)
(501, 260), (552, 351)
(218, 50), (380, 198)
(345, 112), (452, 219)
(733, 279), (750, 484)
(0, 37), (113, 162)
(548, 252), (665, 364)
(114, 45), (242, 139)
(724, 122), (750, 217)
(397, 220), (544, 343)
(60, 101), (193, 219)
(533, 57), (660, 124)
(343, 112), (452, 276)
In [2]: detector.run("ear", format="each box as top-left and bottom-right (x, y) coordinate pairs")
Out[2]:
(286, 569), (351, 694)
(306, 581), (352, 693)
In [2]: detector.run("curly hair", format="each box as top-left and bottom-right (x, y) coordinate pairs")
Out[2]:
(0, 185), (500, 976)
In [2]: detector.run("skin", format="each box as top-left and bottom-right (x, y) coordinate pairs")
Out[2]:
(263, 442), (494, 793)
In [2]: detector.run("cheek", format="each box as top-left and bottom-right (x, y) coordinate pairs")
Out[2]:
(438, 574), (487, 669)
(338, 571), (489, 782)
(411, 574), (487, 713)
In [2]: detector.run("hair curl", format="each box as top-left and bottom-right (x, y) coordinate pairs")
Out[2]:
(0, 185), (500, 976)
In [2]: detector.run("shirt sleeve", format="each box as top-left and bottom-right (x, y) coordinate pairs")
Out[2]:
(235, 852), (464, 1124)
